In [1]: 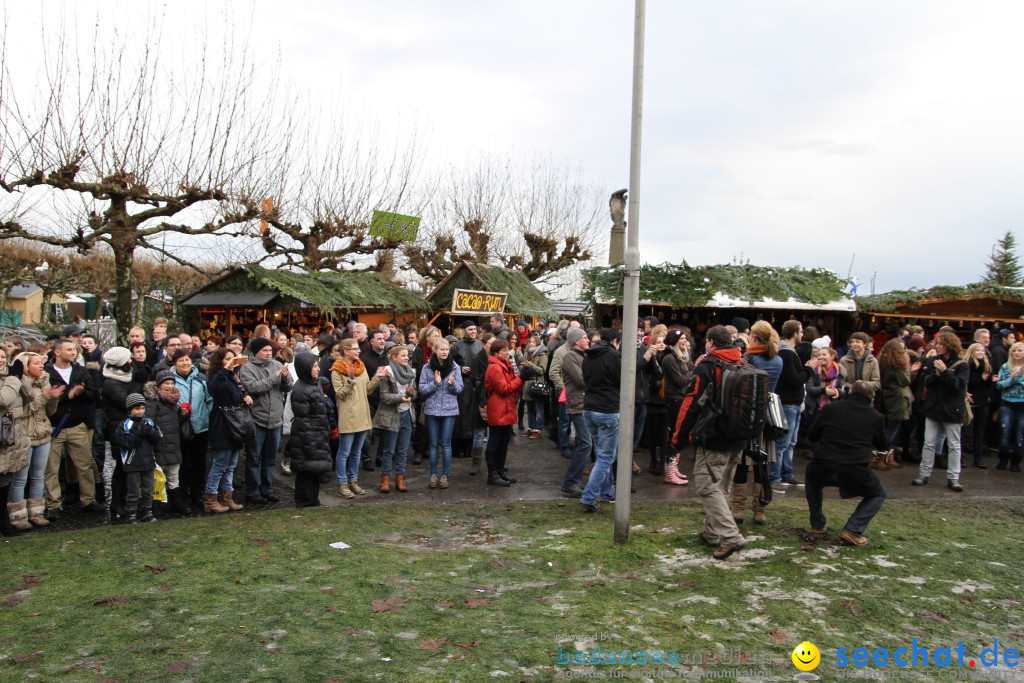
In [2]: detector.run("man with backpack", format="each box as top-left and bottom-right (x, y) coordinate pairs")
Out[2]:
(672, 325), (768, 560)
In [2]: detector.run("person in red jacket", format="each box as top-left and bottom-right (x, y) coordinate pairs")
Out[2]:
(483, 339), (537, 487)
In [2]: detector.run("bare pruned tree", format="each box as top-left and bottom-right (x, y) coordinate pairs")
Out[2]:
(251, 114), (425, 275)
(0, 8), (296, 342)
(404, 154), (606, 296)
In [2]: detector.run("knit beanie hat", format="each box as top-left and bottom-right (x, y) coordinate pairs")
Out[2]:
(249, 337), (274, 356)
(125, 393), (146, 409)
(155, 370), (176, 385)
(566, 327), (586, 347)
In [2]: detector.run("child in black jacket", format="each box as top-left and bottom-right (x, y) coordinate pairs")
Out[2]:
(116, 393), (161, 523)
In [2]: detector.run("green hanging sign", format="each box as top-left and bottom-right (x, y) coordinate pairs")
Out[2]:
(369, 210), (420, 242)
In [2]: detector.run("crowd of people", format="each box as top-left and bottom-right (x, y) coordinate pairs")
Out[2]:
(0, 313), (1020, 555)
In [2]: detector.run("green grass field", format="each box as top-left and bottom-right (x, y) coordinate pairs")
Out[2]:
(2, 497), (1023, 682)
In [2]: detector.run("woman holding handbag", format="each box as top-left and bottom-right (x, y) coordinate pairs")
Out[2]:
(204, 348), (249, 513)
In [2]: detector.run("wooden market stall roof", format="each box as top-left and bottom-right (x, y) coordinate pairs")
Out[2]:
(583, 262), (854, 311)
(182, 266), (430, 315)
(425, 261), (557, 318)
(855, 283), (1024, 324)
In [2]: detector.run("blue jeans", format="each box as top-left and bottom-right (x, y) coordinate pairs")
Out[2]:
(426, 414), (457, 476)
(562, 413), (593, 488)
(527, 400), (545, 431)
(884, 418), (903, 446)
(10, 442), (51, 502)
(558, 403), (571, 453)
(473, 426), (486, 451)
(806, 482), (887, 536)
(336, 430), (369, 484)
(771, 404), (802, 482)
(380, 411), (413, 476)
(244, 425), (281, 497)
(581, 411), (618, 505)
(999, 405), (1024, 458)
(206, 448), (240, 494)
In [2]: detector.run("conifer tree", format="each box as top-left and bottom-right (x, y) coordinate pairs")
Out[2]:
(982, 231), (1022, 286)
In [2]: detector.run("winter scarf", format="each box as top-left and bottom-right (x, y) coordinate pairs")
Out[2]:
(428, 352), (455, 378)
(331, 358), (365, 377)
(389, 360), (416, 386)
(818, 362), (840, 411)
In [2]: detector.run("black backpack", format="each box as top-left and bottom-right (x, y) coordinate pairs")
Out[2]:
(691, 356), (769, 441)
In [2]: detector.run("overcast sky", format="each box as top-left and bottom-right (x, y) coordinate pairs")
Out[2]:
(7, 1), (1024, 294)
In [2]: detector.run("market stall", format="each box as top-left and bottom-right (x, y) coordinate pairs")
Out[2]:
(584, 262), (855, 340)
(424, 261), (557, 334)
(181, 266), (430, 339)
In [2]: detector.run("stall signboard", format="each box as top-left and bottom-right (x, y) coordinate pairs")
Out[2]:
(451, 288), (507, 316)
(369, 210), (420, 242)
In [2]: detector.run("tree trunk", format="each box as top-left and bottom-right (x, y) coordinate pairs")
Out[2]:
(109, 207), (137, 346)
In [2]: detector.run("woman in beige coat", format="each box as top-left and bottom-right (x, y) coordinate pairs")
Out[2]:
(7, 352), (59, 529)
(0, 347), (32, 536)
(331, 338), (387, 498)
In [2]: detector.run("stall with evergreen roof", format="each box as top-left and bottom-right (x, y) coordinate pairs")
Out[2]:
(424, 261), (557, 333)
(181, 266), (430, 338)
(584, 262), (854, 338)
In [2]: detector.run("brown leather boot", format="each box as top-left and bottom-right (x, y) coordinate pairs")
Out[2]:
(379, 475), (390, 494)
(751, 483), (767, 525)
(395, 474), (407, 492)
(870, 451), (889, 471)
(883, 449), (901, 469)
(730, 480), (747, 524)
(218, 490), (243, 511)
(204, 492), (229, 513)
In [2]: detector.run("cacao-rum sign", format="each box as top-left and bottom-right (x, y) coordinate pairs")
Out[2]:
(451, 288), (507, 316)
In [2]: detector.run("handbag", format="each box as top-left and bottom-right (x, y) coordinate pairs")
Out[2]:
(558, 387), (567, 405)
(0, 410), (15, 448)
(763, 392), (789, 440)
(527, 380), (552, 400)
(221, 404), (255, 443)
(179, 415), (195, 442)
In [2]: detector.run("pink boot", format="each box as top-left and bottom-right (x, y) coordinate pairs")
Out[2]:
(664, 456), (688, 486)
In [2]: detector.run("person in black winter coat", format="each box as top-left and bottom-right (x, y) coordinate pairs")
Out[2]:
(115, 393), (160, 523)
(805, 380), (889, 545)
(144, 370), (187, 514)
(287, 353), (333, 507)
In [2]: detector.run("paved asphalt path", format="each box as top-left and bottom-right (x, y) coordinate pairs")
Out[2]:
(20, 425), (1022, 535)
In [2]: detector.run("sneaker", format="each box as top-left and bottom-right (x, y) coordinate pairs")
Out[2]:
(429, 475), (438, 489)
(580, 500), (601, 513)
(911, 476), (929, 486)
(713, 540), (747, 560)
(439, 476), (450, 489)
(337, 483), (355, 499)
(528, 430), (541, 439)
(947, 479), (963, 492)
(561, 485), (585, 497)
(348, 481), (366, 496)
(783, 478), (803, 486)
(839, 530), (868, 546)
(561, 450), (572, 459)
